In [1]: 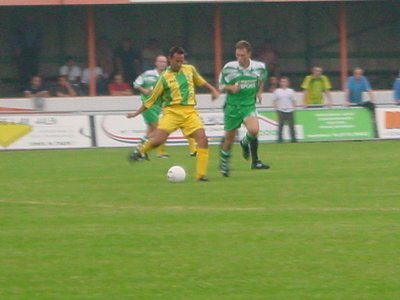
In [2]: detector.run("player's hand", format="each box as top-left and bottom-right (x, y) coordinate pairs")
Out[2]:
(230, 83), (241, 94)
(211, 89), (220, 101)
(143, 88), (151, 95)
(126, 112), (137, 119)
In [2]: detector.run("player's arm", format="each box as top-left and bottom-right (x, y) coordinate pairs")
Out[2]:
(192, 66), (219, 100)
(136, 85), (151, 95)
(203, 81), (220, 100)
(218, 70), (240, 94)
(126, 78), (164, 119)
(257, 80), (265, 104)
(127, 104), (147, 119)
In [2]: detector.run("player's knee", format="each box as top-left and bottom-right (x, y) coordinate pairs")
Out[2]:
(248, 128), (259, 137)
(197, 136), (208, 148)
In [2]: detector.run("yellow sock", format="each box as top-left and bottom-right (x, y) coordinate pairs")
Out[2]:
(188, 137), (197, 153)
(140, 140), (154, 154)
(196, 147), (209, 179)
(157, 143), (167, 156)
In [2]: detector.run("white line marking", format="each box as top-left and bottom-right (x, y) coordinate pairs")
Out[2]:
(1, 199), (400, 213)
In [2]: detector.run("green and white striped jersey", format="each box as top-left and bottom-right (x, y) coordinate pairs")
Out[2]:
(134, 69), (162, 103)
(219, 60), (267, 106)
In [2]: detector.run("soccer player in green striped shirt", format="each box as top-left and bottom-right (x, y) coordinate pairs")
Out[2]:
(218, 40), (270, 177)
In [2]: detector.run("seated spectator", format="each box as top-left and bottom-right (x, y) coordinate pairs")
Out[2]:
(59, 56), (82, 95)
(24, 75), (49, 98)
(81, 65), (108, 95)
(59, 56), (82, 84)
(393, 72), (400, 105)
(345, 67), (375, 108)
(55, 75), (77, 97)
(108, 74), (133, 96)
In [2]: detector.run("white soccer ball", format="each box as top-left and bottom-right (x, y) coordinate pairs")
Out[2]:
(167, 166), (186, 182)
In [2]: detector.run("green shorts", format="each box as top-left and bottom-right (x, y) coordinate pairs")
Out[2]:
(143, 105), (161, 125)
(224, 104), (257, 131)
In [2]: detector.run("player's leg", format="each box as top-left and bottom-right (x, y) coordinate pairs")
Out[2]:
(187, 136), (197, 156)
(144, 107), (169, 158)
(220, 130), (236, 177)
(220, 105), (242, 177)
(130, 109), (176, 161)
(182, 109), (209, 181)
(243, 114), (270, 170)
(190, 128), (209, 181)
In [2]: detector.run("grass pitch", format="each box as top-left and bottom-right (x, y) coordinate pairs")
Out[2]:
(1, 141), (399, 299)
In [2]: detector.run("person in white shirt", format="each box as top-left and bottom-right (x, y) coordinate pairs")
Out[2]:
(59, 56), (82, 84)
(81, 65), (108, 95)
(273, 77), (297, 143)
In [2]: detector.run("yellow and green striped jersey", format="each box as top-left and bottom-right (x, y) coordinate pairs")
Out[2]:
(143, 64), (206, 109)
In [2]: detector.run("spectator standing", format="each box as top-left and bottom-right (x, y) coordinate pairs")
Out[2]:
(273, 77), (297, 143)
(24, 75), (49, 98)
(15, 15), (42, 87)
(54, 75), (77, 97)
(345, 68), (375, 108)
(108, 74), (133, 96)
(268, 76), (279, 93)
(114, 38), (142, 84)
(393, 72), (400, 105)
(141, 38), (164, 71)
(301, 66), (332, 107)
(218, 40), (270, 177)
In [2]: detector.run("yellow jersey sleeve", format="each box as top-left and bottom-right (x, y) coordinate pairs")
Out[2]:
(192, 66), (207, 87)
(144, 78), (164, 109)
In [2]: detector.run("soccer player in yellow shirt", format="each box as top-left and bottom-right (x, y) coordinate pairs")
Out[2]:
(127, 46), (220, 181)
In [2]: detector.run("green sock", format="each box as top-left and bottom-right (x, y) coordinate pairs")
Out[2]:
(220, 149), (231, 161)
(241, 133), (256, 146)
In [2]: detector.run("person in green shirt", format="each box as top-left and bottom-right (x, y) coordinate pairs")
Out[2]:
(218, 40), (270, 177)
(301, 66), (333, 107)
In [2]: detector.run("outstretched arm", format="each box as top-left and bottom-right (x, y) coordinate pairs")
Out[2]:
(126, 104), (147, 119)
(203, 82), (220, 100)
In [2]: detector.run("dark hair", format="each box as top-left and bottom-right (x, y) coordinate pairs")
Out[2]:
(235, 40), (252, 52)
(168, 46), (186, 57)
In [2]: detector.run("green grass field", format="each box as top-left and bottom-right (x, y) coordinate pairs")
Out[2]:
(1, 141), (399, 300)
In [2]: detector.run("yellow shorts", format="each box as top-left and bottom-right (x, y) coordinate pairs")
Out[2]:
(158, 105), (203, 136)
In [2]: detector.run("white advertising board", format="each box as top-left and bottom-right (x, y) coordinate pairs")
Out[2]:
(376, 108), (400, 139)
(0, 115), (92, 150)
(95, 112), (225, 147)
